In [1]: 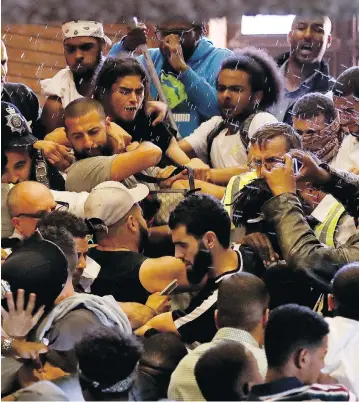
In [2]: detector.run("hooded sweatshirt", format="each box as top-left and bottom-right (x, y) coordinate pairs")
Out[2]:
(34, 293), (131, 345)
(110, 37), (232, 137)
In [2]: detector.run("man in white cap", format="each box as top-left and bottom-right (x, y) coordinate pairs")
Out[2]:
(85, 181), (190, 304)
(40, 21), (111, 133)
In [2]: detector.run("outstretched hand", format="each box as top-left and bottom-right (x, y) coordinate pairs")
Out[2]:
(1, 290), (45, 339)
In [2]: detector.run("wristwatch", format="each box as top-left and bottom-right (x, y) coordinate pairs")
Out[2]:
(1, 337), (14, 354)
(319, 161), (331, 173)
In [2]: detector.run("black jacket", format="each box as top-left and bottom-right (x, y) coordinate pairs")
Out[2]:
(262, 189), (359, 291)
(320, 165), (359, 220)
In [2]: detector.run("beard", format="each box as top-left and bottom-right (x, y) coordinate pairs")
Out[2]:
(73, 145), (113, 161)
(138, 223), (149, 255)
(186, 240), (213, 284)
(72, 52), (103, 82)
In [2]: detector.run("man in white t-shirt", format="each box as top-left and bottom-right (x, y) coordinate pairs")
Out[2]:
(40, 21), (111, 133)
(179, 48), (281, 186)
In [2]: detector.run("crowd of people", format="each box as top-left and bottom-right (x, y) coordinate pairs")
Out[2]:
(1, 15), (358, 401)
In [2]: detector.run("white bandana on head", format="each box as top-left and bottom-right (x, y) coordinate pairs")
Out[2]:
(62, 20), (112, 46)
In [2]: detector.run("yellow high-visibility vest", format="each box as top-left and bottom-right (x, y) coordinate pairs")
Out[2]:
(223, 171), (258, 228)
(314, 201), (346, 248)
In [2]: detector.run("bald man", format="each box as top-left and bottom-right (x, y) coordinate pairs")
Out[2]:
(1, 181), (90, 242)
(3, 181), (102, 294)
(271, 16), (334, 124)
(7, 181), (58, 238)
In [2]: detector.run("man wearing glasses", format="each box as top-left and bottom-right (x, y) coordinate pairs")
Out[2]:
(110, 20), (232, 137)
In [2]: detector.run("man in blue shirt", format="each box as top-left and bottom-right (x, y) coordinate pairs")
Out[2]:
(110, 21), (232, 137)
(271, 16), (334, 124)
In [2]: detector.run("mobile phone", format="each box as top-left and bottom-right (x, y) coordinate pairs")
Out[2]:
(293, 158), (302, 175)
(160, 279), (178, 296)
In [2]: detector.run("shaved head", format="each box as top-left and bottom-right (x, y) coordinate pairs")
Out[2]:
(291, 16), (332, 34)
(289, 16), (332, 65)
(64, 98), (106, 127)
(7, 181), (55, 217)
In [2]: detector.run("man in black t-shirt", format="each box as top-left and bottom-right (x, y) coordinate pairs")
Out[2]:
(135, 194), (265, 344)
(1, 40), (45, 139)
(92, 56), (203, 167)
(85, 180), (191, 304)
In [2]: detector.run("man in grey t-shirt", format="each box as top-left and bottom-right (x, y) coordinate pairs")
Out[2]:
(64, 98), (163, 193)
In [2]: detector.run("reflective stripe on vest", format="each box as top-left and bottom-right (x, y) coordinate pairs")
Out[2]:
(314, 202), (346, 247)
(223, 171), (258, 228)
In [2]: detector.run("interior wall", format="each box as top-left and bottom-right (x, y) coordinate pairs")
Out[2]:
(1, 24), (158, 105)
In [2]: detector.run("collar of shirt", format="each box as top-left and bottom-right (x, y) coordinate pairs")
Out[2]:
(213, 327), (260, 349)
(281, 60), (318, 98)
(251, 376), (304, 397)
(311, 194), (340, 223)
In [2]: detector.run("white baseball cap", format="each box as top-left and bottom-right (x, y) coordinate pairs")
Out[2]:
(84, 181), (149, 227)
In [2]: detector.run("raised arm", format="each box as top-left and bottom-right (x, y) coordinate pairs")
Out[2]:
(41, 96), (65, 134)
(110, 141), (162, 182)
(139, 256), (190, 294)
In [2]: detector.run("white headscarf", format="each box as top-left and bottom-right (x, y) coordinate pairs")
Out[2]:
(62, 21), (112, 46)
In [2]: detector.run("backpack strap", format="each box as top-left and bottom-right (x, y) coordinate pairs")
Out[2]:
(239, 112), (258, 149)
(206, 120), (227, 168)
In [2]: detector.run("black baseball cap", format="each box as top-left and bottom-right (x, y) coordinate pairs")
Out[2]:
(1, 234), (69, 312)
(2, 101), (37, 150)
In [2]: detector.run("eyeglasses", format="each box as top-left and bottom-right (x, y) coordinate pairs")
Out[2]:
(14, 201), (69, 219)
(154, 27), (195, 41)
(248, 157), (285, 171)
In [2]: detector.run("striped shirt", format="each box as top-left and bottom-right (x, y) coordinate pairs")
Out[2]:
(171, 244), (265, 344)
(172, 266), (242, 344)
(248, 377), (356, 401)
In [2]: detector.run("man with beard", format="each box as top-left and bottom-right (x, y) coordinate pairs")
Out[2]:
(178, 48), (280, 186)
(40, 21), (168, 135)
(134, 194), (265, 344)
(63, 98), (226, 200)
(84, 181), (189, 304)
(271, 16), (334, 124)
(63, 98), (163, 193)
(41, 21), (110, 133)
(1, 41), (45, 139)
(332, 66), (359, 173)
(110, 20), (232, 137)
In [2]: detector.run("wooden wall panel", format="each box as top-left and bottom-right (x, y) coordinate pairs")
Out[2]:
(1, 24), (138, 105)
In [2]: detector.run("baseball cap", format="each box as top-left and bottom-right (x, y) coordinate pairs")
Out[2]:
(1, 234), (68, 312)
(2, 101), (37, 150)
(84, 181), (149, 227)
